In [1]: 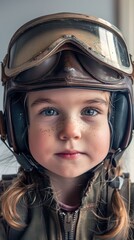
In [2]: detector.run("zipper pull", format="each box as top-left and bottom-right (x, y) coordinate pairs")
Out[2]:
(64, 212), (72, 232)
(59, 210), (79, 240)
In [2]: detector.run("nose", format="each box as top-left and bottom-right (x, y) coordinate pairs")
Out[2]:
(58, 117), (82, 141)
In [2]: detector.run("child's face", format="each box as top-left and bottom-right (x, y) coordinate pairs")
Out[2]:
(27, 88), (110, 178)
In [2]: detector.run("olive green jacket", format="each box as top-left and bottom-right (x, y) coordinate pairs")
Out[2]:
(0, 168), (134, 240)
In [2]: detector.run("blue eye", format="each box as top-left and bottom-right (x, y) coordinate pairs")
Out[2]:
(41, 108), (58, 116)
(81, 108), (98, 116)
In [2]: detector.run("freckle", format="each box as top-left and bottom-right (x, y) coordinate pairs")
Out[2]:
(40, 129), (50, 134)
(51, 127), (56, 132)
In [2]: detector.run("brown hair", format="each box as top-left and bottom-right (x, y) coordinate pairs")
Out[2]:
(0, 164), (133, 238)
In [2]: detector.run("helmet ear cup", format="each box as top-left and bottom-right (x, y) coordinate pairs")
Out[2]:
(4, 92), (133, 154)
(133, 104), (134, 130)
(0, 111), (6, 140)
(6, 95), (28, 153)
(110, 93), (128, 150)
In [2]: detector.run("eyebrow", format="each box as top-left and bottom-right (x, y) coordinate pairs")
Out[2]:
(84, 98), (109, 106)
(30, 98), (57, 107)
(30, 97), (109, 107)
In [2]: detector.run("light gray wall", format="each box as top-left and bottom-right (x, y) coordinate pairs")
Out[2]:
(0, 0), (117, 109)
(0, 0), (117, 60)
(1, 1), (134, 182)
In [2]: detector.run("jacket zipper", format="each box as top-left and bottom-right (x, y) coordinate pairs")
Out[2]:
(59, 210), (79, 240)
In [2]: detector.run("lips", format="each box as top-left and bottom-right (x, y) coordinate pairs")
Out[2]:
(55, 150), (83, 160)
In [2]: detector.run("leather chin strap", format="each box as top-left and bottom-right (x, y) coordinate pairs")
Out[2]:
(1, 125), (123, 174)
(10, 148), (123, 174)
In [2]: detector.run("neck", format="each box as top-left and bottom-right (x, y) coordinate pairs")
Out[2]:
(49, 172), (91, 207)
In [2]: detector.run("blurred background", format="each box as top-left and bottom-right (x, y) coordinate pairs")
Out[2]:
(0, 0), (134, 179)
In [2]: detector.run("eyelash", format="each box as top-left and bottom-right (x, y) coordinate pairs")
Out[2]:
(40, 107), (59, 116)
(39, 107), (99, 117)
(81, 107), (99, 116)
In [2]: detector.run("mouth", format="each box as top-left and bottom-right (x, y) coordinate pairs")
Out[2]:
(55, 150), (84, 160)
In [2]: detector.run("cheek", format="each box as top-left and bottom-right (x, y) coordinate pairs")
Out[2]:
(97, 122), (110, 151)
(28, 125), (55, 154)
(89, 122), (110, 152)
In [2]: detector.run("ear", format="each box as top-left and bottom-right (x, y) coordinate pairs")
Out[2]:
(0, 111), (6, 141)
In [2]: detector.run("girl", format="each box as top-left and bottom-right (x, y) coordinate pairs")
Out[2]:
(0, 12), (134, 240)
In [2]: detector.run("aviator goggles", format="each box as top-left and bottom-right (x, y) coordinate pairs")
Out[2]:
(2, 12), (133, 85)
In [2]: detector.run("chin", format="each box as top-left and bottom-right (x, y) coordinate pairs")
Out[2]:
(55, 170), (88, 178)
